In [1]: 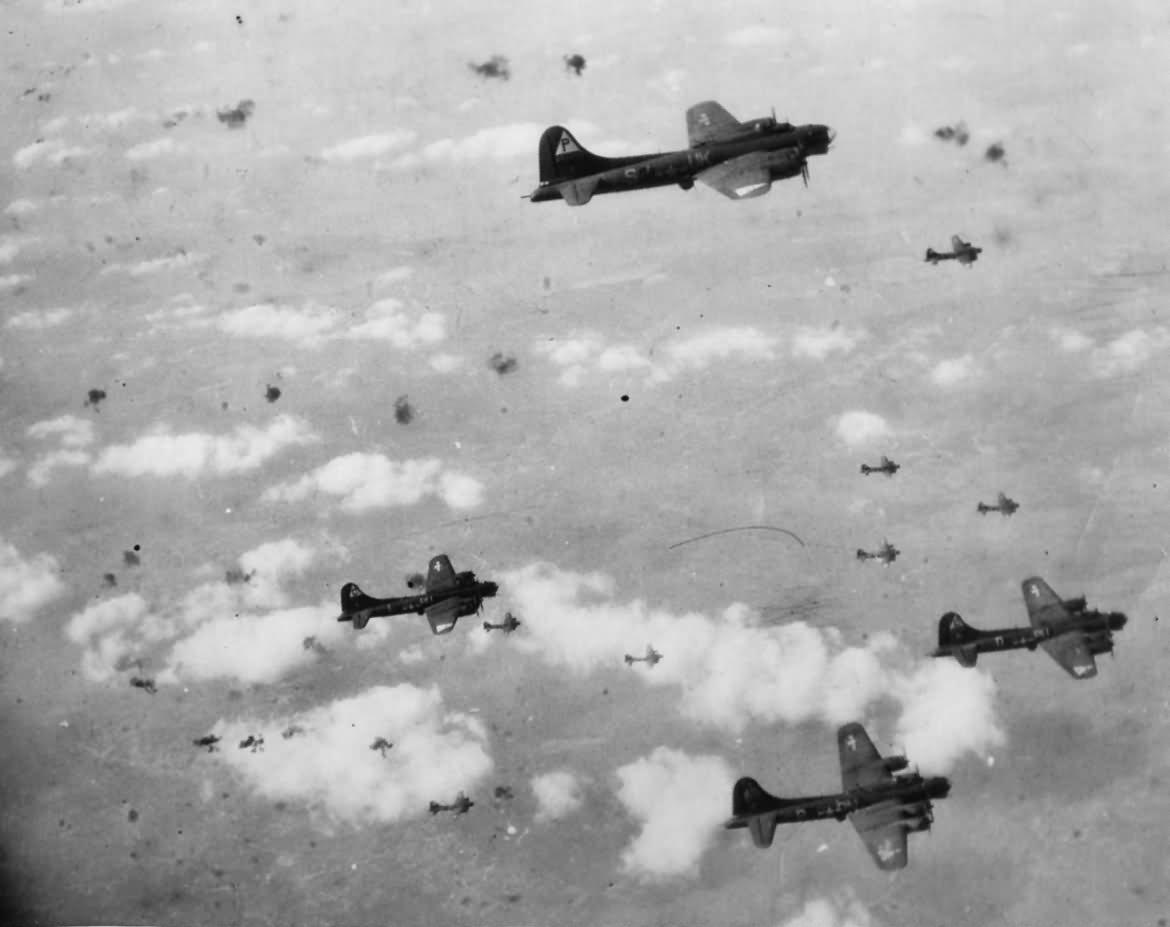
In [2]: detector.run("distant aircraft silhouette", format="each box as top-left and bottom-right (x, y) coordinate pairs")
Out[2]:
(857, 540), (899, 565)
(563, 53), (586, 76)
(483, 612), (521, 633)
(859, 455), (899, 476)
(193, 734), (221, 752)
(429, 791), (474, 815)
(976, 492), (1019, 516)
(624, 644), (662, 667)
(926, 235), (982, 266)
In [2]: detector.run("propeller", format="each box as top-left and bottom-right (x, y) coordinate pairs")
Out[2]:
(801, 160), (809, 187)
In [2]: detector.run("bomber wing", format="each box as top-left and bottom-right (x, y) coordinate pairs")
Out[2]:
(687, 101), (741, 147)
(1021, 577), (1071, 631)
(425, 598), (462, 635)
(1041, 633), (1098, 678)
(426, 555), (458, 593)
(697, 152), (772, 200)
(838, 722), (891, 792)
(1022, 577), (1097, 677)
(849, 803), (910, 870)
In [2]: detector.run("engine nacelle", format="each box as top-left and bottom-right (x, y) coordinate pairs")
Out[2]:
(1086, 631), (1113, 655)
(763, 149), (804, 181)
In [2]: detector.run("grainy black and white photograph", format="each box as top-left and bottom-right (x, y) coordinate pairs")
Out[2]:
(2, 1), (1168, 925)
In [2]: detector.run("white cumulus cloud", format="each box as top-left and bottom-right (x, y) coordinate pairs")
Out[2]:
(615, 748), (734, 879)
(1051, 327), (1092, 353)
(779, 893), (876, 927)
(7, 307), (74, 330)
(532, 770), (586, 823)
(892, 660), (1006, 774)
(930, 354), (979, 387)
(92, 415), (317, 479)
(125, 137), (181, 161)
(263, 453), (482, 513)
(537, 327), (778, 387)
(0, 539), (66, 624)
(27, 415), (95, 448)
(210, 685), (492, 824)
(321, 131), (417, 162)
(65, 538), (341, 684)
(1090, 328), (1169, 378)
(792, 325), (865, 360)
(503, 563), (893, 731)
(834, 411), (892, 447)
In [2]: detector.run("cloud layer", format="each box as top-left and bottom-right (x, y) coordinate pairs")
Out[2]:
(502, 563), (1003, 772)
(263, 453), (483, 513)
(615, 747), (734, 879)
(64, 538), (343, 684)
(211, 685), (492, 824)
(532, 770), (586, 823)
(93, 415), (317, 479)
(0, 539), (66, 624)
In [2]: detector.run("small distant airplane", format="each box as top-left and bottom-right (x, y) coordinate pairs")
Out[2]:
(429, 792), (474, 816)
(926, 235), (983, 266)
(338, 554), (499, 635)
(483, 612), (522, 634)
(977, 492), (1019, 516)
(726, 722), (950, 870)
(857, 540), (899, 565)
(624, 644), (662, 667)
(528, 100), (834, 205)
(129, 676), (157, 694)
(238, 734), (264, 752)
(931, 576), (1128, 678)
(860, 455), (900, 477)
(193, 734), (221, 752)
(563, 53), (586, 76)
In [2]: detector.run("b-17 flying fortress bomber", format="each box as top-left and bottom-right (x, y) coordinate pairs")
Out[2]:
(528, 100), (834, 204)
(624, 644), (662, 667)
(429, 792), (474, 816)
(483, 611), (522, 634)
(977, 492), (1019, 516)
(856, 540), (900, 565)
(859, 455), (900, 476)
(337, 554), (498, 635)
(727, 723), (950, 870)
(925, 234), (983, 266)
(931, 577), (1128, 677)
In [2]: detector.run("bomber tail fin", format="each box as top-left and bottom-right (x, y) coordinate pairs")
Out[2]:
(731, 777), (780, 817)
(339, 582), (378, 630)
(731, 777), (783, 848)
(937, 612), (979, 666)
(925, 248), (940, 263)
(538, 125), (609, 183)
(938, 611), (978, 647)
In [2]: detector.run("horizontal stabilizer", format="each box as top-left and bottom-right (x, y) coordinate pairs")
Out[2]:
(749, 814), (778, 849)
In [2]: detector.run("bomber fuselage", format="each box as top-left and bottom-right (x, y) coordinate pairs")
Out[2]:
(726, 775), (950, 829)
(530, 124), (833, 202)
